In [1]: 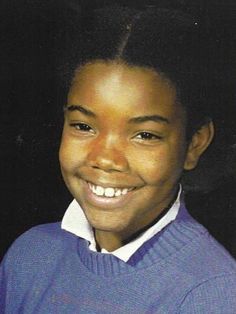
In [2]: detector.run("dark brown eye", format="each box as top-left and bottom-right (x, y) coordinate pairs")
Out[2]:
(70, 123), (94, 133)
(136, 132), (162, 140)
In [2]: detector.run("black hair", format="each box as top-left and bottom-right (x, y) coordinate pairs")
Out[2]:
(61, 6), (215, 140)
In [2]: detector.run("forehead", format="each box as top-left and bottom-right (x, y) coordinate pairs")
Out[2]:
(68, 61), (184, 121)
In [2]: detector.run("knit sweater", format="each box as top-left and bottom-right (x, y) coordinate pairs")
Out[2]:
(1, 204), (236, 313)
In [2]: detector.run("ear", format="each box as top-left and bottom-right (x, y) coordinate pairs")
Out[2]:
(184, 120), (214, 170)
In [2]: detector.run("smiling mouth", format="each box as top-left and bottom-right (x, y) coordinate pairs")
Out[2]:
(88, 182), (135, 198)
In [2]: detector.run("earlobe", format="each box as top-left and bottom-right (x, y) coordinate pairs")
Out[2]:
(184, 121), (214, 170)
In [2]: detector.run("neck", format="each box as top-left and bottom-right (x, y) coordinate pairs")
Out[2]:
(95, 230), (124, 252)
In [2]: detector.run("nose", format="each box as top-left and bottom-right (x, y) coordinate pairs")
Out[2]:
(87, 134), (129, 173)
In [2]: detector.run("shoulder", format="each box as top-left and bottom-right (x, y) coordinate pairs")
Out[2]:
(182, 216), (236, 273)
(166, 207), (236, 279)
(173, 205), (236, 272)
(7, 222), (75, 253)
(174, 213), (236, 275)
(0, 223), (79, 310)
(172, 211), (236, 312)
(1, 222), (77, 273)
(178, 274), (236, 313)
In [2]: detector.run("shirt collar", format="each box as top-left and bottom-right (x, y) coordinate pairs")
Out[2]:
(61, 186), (181, 262)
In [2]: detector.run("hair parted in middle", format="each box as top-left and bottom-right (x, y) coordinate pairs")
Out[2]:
(62, 5), (216, 139)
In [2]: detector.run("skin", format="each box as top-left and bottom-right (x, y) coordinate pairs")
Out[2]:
(59, 61), (213, 251)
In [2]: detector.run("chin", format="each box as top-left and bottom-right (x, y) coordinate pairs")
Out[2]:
(87, 213), (130, 234)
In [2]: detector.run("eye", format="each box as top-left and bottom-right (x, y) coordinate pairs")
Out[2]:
(135, 132), (162, 141)
(70, 122), (95, 134)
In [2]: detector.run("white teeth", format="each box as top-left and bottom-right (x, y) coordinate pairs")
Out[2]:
(88, 183), (132, 198)
(121, 188), (128, 195)
(115, 189), (122, 197)
(104, 188), (115, 197)
(96, 186), (104, 196)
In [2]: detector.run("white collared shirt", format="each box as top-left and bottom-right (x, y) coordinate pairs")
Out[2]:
(61, 187), (181, 262)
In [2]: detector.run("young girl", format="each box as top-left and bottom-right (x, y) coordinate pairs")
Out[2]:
(1, 6), (236, 313)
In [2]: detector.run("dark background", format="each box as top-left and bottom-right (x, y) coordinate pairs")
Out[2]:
(0, 0), (236, 260)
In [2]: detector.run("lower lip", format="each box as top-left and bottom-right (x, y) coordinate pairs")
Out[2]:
(82, 181), (137, 209)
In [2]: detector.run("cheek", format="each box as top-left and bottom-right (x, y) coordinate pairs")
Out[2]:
(59, 135), (84, 172)
(134, 145), (185, 185)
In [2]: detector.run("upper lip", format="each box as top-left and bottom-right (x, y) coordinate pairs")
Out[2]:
(79, 171), (144, 189)
(85, 179), (138, 190)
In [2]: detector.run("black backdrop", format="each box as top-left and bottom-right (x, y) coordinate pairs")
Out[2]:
(1, 0), (236, 260)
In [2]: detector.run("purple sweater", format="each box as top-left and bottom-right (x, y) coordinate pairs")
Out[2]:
(1, 203), (236, 313)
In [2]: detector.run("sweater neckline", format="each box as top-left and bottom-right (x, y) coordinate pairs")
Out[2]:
(76, 203), (206, 276)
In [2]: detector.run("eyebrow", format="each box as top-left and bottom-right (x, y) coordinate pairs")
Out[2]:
(129, 115), (170, 124)
(65, 105), (96, 117)
(65, 104), (169, 124)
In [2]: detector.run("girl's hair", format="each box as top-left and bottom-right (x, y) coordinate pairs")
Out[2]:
(61, 6), (215, 139)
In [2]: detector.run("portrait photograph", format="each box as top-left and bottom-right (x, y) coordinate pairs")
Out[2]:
(0, 0), (236, 312)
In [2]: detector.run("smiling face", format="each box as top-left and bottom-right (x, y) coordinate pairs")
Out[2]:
(59, 61), (192, 244)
